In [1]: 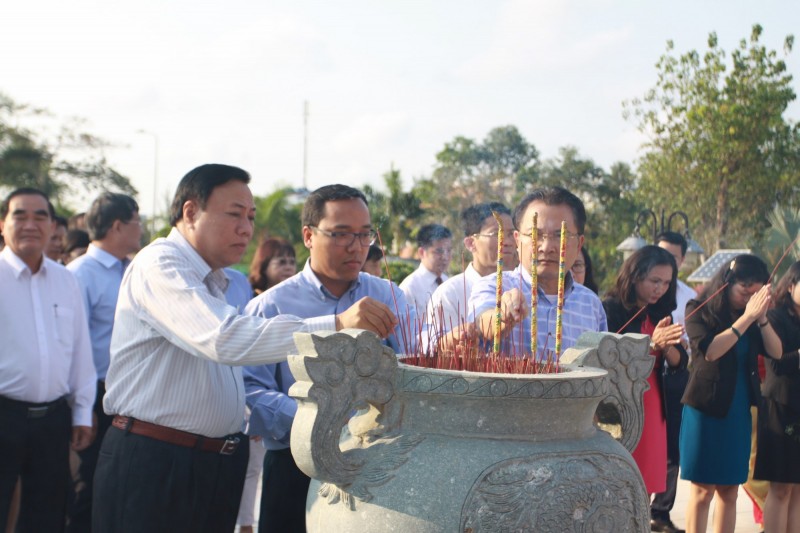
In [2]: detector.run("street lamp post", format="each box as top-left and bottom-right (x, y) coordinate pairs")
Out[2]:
(136, 129), (159, 235)
(616, 209), (705, 265)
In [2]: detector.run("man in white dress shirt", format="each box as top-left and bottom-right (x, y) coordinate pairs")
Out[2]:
(425, 202), (515, 346)
(0, 188), (96, 532)
(92, 164), (398, 532)
(399, 223), (453, 317)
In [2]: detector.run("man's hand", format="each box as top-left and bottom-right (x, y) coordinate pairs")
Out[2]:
(335, 297), (399, 338)
(71, 425), (94, 451)
(478, 288), (530, 339)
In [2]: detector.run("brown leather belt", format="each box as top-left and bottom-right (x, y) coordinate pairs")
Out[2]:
(112, 416), (240, 455)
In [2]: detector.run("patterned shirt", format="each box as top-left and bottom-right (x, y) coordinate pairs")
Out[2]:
(468, 264), (607, 359)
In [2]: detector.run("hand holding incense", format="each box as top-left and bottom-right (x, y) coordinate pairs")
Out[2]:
(554, 221), (567, 359)
(530, 212), (538, 358)
(492, 212), (504, 356)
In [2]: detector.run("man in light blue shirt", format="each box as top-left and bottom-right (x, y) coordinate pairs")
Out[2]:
(469, 187), (607, 359)
(66, 192), (141, 533)
(244, 184), (414, 533)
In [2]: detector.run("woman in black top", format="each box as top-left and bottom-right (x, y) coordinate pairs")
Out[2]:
(755, 260), (800, 533)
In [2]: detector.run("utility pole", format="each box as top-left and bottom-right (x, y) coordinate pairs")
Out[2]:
(303, 100), (309, 190)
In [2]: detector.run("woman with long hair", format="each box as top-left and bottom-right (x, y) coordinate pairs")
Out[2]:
(754, 260), (800, 533)
(680, 254), (782, 533)
(238, 237), (297, 533)
(604, 245), (687, 498)
(572, 246), (599, 294)
(248, 237), (297, 294)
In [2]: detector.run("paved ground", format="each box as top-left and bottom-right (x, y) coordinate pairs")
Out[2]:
(671, 478), (764, 533)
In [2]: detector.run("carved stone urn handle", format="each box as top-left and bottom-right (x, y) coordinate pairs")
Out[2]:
(287, 329), (399, 487)
(561, 332), (654, 452)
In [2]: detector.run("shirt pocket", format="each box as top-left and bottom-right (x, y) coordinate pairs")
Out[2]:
(54, 306), (75, 350)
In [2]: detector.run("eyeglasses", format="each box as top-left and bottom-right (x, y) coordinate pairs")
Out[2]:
(473, 232), (499, 239)
(123, 218), (142, 227)
(518, 230), (582, 243)
(310, 226), (377, 247)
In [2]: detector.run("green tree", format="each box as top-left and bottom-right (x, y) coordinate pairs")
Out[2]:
(625, 25), (800, 252)
(0, 92), (136, 204)
(364, 166), (422, 254)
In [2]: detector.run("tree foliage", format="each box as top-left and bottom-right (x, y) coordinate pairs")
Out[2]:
(0, 92), (136, 207)
(625, 25), (800, 252)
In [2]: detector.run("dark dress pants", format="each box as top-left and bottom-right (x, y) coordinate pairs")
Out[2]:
(67, 381), (112, 533)
(0, 396), (71, 533)
(92, 425), (249, 533)
(651, 368), (689, 519)
(259, 447), (310, 533)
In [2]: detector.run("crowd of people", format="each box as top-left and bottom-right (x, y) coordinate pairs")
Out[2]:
(1, 166), (799, 533)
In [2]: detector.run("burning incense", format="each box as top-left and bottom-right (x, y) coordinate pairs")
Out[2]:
(769, 233), (800, 283)
(554, 221), (567, 359)
(492, 212), (504, 356)
(684, 282), (730, 322)
(530, 212), (538, 358)
(616, 305), (648, 334)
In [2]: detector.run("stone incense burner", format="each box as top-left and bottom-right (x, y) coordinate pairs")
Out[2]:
(288, 329), (654, 533)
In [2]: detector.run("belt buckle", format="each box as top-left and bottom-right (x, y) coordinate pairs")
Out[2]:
(219, 437), (239, 455)
(27, 406), (49, 419)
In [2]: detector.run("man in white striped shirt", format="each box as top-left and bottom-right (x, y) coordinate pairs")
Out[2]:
(93, 164), (398, 532)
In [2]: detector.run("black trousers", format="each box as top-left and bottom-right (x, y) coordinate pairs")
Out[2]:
(0, 395), (71, 533)
(651, 368), (689, 520)
(259, 448), (310, 533)
(92, 425), (249, 533)
(67, 381), (113, 533)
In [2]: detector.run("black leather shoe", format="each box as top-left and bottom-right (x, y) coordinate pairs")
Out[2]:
(650, 517), (685, 533)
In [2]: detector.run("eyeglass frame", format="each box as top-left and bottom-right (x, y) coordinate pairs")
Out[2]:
(517, 230), (583, 243)
(308, 226), (377, 247)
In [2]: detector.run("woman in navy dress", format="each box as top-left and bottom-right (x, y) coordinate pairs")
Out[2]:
(680, 255), (782, 533)
(755, 261), (800, 533)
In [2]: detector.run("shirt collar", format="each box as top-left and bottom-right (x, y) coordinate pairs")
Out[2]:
(167, 227), (213, 279)
(517, 264), (576, 295)
(86, 243), (126, 270)
(300, 259), (361, 299)
(0, 246), (48, 279)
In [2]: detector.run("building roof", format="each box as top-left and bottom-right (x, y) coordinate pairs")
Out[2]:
(687, 249), (751, 283)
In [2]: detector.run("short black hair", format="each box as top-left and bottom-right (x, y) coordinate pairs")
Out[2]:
(301, 184), (368, 227)
(2, 188), (51, 219)
(417, 224), (452, 248)
(366, 244), (384, 262)
(53, 215), (68, 229)
(460, 202), (511, 237)
(512, 186), (587, 234)
(655, 231), (688, 257)
(65, 229), (90, 255)
(86, 192), (139, 240)
(169, 164), (251, 226)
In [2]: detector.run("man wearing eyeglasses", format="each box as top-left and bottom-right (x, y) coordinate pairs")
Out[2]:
(469, 187), (607, 358)
(243, 184), (414, 533)
(400, 223), (453, 317)
(425, 202), (515, 345)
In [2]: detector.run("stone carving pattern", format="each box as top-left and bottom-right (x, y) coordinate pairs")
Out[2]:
(460, 451), (649, 533)
(289, 330), (424, 510)
(400, 367), (608, 399)
(561, 332), (654, 452)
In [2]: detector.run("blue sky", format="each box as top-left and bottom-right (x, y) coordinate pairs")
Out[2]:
(2, 1), (798, 217)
